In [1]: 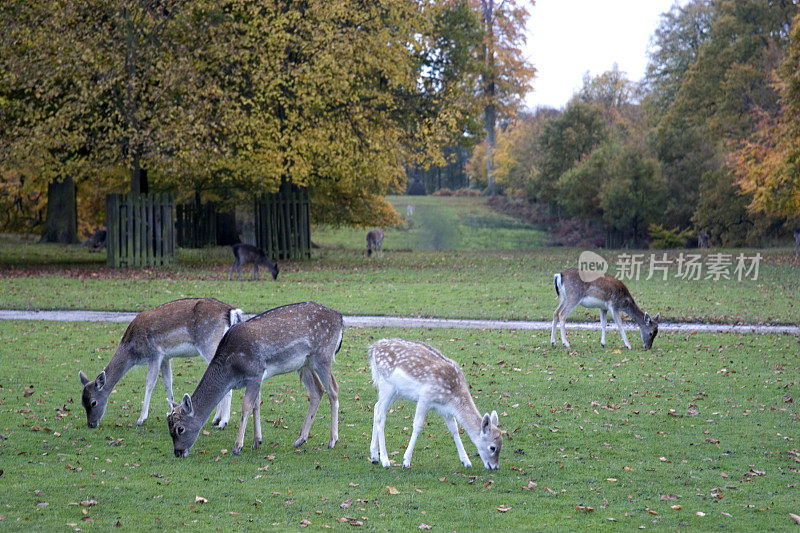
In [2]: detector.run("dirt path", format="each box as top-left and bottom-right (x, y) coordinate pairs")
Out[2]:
(1, 309), (797, 335)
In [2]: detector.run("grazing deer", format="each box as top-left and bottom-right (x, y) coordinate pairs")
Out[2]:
(79, 298), (243, 428)
(229, 243), (279, 281)
(368, 338), (503, 470)
(551, 268), (660, 350)
(697, 230), (709, 249)
(794, 227), (800, 258)
(366, 228), (385, 258)
(167, 301), (343, 457)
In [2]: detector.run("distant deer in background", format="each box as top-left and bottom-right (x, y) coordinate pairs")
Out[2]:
(79, 298), (243, 428)
(230, 243), (279, 281)
(794, 227), (800, 258)
(551, 268), (660, 350)
(368, 338), (503, 470)
(697, 230), (709, 249)
(366, 228), (385, 258)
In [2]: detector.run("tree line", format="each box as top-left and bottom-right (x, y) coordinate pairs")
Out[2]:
(471, 0), (799, 248)
(0, 0), (534, 240)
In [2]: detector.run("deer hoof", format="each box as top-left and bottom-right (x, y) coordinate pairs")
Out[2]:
(215, 421), (228, 430)
(136, 418), (146, 427)
(462, 460), (473, 468)
(231, 446), (242, 456)
(252, 439), (261, 451)
(293, 436), (306, 448)
(327, 437), (338, 449)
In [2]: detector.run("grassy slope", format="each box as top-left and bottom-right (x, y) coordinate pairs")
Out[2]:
(0, 321), (797, 530)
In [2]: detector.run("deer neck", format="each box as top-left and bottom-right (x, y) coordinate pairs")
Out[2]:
(189, 363), (234, 427)
(453, 393), (484, 445)
(622, 300), (647, 328)
(102, 347), (136, 390)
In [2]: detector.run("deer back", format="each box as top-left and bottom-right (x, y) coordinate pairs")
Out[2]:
(369, 338), (469, 404)
(209, 301), (343, 382)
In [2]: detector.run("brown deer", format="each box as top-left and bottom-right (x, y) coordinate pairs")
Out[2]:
(366, 228), (385, 258)
(551, 268), (659, 350)
(167, 301), (343, 457)
(229, 243), (279, 281)
(79, 298), (243, 428)
(368, 338), (503, 469)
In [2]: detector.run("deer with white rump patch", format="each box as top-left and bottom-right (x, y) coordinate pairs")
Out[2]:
(368, 338), (503, 469)
(551, 268), (659, 350)
(79, 298), (243, 428)
(167, 301), (343, 457)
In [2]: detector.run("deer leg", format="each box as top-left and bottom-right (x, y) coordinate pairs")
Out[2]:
(371, 387), (396, 467)
(160, 358), (174, 404)
(252, 263), (259, 281)
(313, 361), (340, 448)
(233, 381), (261, 456)
(599, 309), (608, 347)
(251, 390), (262, 450)
(557, 300), (579, 349)
(294, 368), (324, 448)
(212, 390), (233, 429)
(550, 306), (561, 346)
(611, 309), (632, 349)
(444, 416), (472, 468)
(229, 259), (237, 280)
(137, 357), (163, 426)
(403, 401), (430, 468)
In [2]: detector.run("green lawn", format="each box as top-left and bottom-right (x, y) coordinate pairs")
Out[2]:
(0, 321), (797, 530)
(1, 245), (797, 325)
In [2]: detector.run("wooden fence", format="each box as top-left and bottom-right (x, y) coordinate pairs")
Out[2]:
(176, 202), (216, 248)
(254, 186), (310, 260)
(106, 193), (174, 267)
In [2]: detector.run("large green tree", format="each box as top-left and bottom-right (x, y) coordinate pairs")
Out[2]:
(2, 0), (487, 232)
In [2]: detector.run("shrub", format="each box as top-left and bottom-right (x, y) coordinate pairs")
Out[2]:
(648, 223), (693, 249)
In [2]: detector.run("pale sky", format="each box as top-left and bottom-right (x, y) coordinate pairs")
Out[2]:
(524, 0), (685, 110)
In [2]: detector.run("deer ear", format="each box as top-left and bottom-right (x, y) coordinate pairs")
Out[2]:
(481, 413), (491, 433)
(95, 371), (106, 391)
(181, 393), (194, 417)
(490, 410), (499, 426)
(654, 313), (661, 322)
(79, 370), (90, 386)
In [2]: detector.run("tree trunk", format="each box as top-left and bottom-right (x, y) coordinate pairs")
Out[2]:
(131, 166), (148, 194)
(40, 176), (79, 244)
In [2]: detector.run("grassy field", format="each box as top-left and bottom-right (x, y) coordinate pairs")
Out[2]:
(0, 245), (797, 325)
(0, 321), (798, 530)
(0, 195), (798, 530)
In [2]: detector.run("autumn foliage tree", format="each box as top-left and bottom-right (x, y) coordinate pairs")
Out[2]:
(1, 0), (491, 234)
(733, 14), (800, 220)
(472, 0), (535, 191)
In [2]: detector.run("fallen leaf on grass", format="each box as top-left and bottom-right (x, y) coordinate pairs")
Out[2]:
(696, 511), (706, 517)
(575, 506), (594, 512)
(299, 519), (311, 527)
(790, 513), (800, 525)
(195, 496), (208, 504)
(496, 505), (512, 512)
(522, 480), (537, 491)
(80, 499), (98, 507)
(419, 524), (432, 530)
(386, 486), (400, 495)
(340, 498), (352, 509)
(671, 505), (682, 511)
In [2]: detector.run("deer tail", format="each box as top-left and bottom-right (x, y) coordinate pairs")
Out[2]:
(553, 273), (561, 297)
